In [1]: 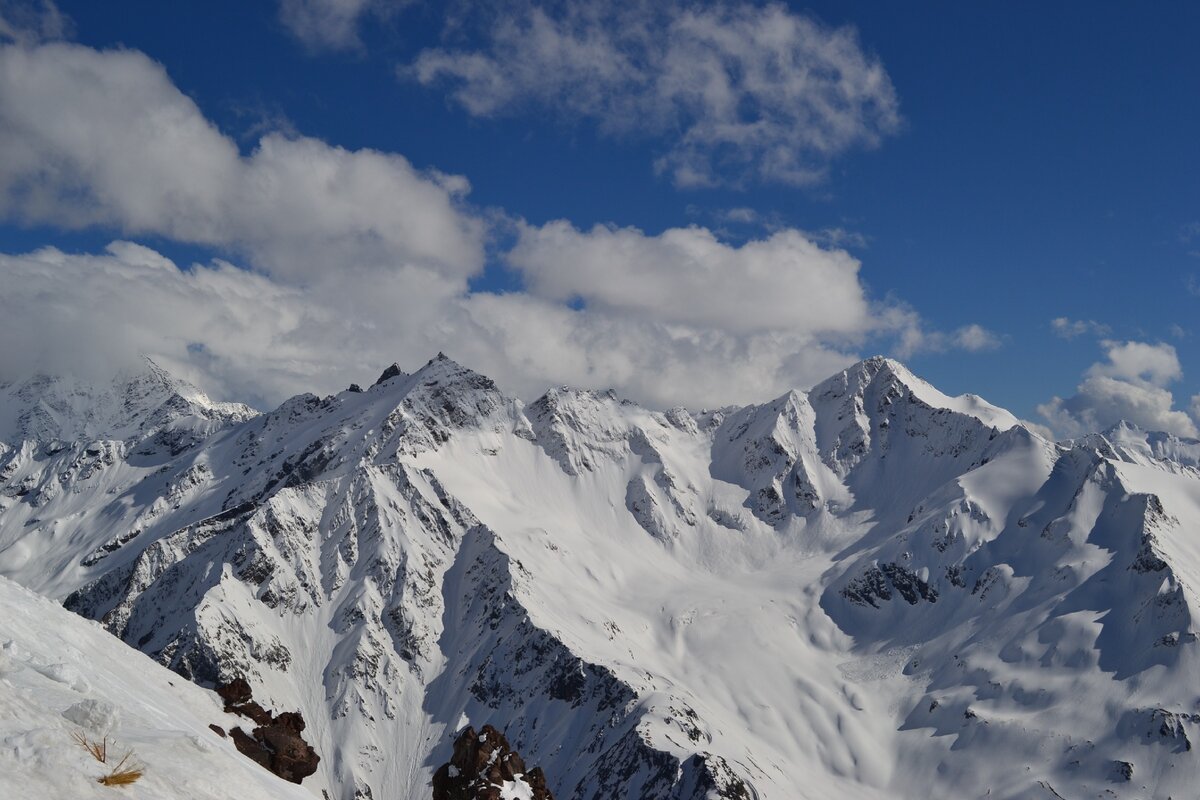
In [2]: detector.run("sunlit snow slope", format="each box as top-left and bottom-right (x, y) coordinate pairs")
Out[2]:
(0, 575), (314, 800)
(3, 354), (1200, 799)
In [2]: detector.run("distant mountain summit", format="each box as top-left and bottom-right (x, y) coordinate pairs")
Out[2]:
(0, 356), (255, 450)
(2, 355), (1199, 798)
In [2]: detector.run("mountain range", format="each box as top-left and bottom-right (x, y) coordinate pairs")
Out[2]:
(2, 354), (1200, 799)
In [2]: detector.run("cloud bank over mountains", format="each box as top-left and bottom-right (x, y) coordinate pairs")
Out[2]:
(1, 2), (1196, 440)
(1039, 340), (1199, 439)
(0, 31), (984, 412)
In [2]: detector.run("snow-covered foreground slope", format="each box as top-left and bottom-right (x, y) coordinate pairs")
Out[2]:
(2, 354), (1200, 798)
(0, 575), (313, 800)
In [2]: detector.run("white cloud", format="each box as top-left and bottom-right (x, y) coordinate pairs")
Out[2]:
(277, 0), (410, 51)
(0, 241), (867, 410)
(949, 324), (1003, 352)
(1085, 339), (1182, 386)
(0, 38), (988, 412)
(1050, 317), (1110, 339)
(891, 321), (1003, 356)
(507, 221), (873, 337)
(408, 1), (900, 187)
(453, 292), (860, 408)
(0, 42), (484, 281)
(1037, 340), (1198, 438)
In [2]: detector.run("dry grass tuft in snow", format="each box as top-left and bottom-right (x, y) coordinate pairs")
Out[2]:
(72, 731), (144, 786)
(96, 751), (144, 787)
(70, 731), (109, 763)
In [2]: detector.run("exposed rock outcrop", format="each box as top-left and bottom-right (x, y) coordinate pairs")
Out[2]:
(432, 725), (554, 800)
(216, 678), (320, 784)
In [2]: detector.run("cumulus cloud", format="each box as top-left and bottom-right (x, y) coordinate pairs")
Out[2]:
(948, 324), (1002, 352)
(507, 222), (873, 337)
(277, 0), (411, 51)
(1085, 340), (1183, 386)
(1037, 340), (1198, 438)
(0, 243), (324, 403)
(408, 1), (900, 187)
(0, 42), (484, 280)
(0, 241), (865, 410)
(0, 38), (986, 411)
(1050, 317), (1110, 339)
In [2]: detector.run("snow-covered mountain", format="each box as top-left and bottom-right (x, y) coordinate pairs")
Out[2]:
(0, 357), (255, 456)
(2, 354), (1200, 798)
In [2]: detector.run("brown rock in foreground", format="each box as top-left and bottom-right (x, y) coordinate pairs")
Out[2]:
(215, 678), (320, 784)
(432, 725), (554, 800)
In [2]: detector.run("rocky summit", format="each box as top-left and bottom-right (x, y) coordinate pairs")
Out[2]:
(3, 354), (1200, 798)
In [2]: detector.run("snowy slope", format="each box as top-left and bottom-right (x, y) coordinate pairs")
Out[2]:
(2, 354), (1200, 798)
(0, 575), (314, 800)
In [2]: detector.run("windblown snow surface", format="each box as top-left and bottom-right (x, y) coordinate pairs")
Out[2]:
(3, 354), (1200, 798)
(0, 575), (313, 800)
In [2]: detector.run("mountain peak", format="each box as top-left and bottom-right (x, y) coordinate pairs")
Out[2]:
(837, 355), (916, 389)
(0, 359), (254, 445)
(11, 349), (1200, 799)
(409, 353), (495, 390)
(372, 354), (476, 391)
(815, 355), (1020, 433)
(372, 363), (407, 387)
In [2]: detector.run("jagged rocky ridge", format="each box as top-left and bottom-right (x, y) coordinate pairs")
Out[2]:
(3, 354), (1200, 798)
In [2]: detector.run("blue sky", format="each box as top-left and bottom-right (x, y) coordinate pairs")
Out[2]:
(0, 0), (1198, 437)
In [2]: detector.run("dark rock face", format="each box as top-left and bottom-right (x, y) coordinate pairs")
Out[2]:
(216, 678), (320, 784)
(374, 363), (405, 386)
(432, 725), (554, 800)
(841, 562), (939, 607)
(217, 677), (274, 726)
